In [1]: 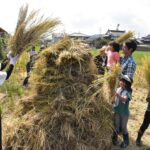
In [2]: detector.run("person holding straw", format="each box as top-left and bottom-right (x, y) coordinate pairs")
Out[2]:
(120, 39), (137, 79)
(0, 52), (19, 85)
(112, 75), (133, 148)
(136, 92), (150, 146)
(0, 51), (19, 150)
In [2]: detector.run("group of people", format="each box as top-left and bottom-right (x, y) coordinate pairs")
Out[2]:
(94, 39), (150, 148)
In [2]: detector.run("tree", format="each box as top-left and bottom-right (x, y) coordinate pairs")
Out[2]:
(95, 38), (111, 49)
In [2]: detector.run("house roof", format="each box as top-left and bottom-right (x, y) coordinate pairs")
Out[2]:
(0, 27), (7, 33)
(106, 29), (125, 33)
(52, 33), (65, 38)
(106, 29), (125, 37)
(86, 34), (108, 42)
(69, 32), (90, 38)
(142, 34), (150, 39)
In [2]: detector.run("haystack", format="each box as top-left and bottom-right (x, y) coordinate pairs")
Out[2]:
(3, 38), (112, 150)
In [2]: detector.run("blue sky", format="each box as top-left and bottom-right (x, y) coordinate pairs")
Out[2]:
(1, 0), (150, 37)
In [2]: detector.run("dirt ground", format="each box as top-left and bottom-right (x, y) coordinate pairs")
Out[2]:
(112, 87), (150, 150)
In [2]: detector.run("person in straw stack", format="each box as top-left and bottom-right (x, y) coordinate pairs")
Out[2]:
(136, 92), (150, 146)
(120, 39), (137, 79)
(112, 74), (133, 148)
(0, 52), (19, 85)
(94, 45), (107, 75)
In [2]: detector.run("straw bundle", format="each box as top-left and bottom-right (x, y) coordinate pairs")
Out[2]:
(3, 38), (112, 150)
(142, 57), (150, 90)
(115, 31), (134, 44)
(106, 64), (121, 99)
(7, 4), (60, 56)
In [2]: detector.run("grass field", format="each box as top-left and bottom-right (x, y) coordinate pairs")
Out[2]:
(133, 51), (150, 65)
(91, 48), (150, 65)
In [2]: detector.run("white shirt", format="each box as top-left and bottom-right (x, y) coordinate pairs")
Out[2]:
(0, 71), (7, 85)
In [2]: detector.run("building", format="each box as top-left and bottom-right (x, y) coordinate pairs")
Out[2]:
(68, 32), (90, 41)
(51, 32), (90, 44)
(141, 35), (150, 44)
(51, 33), (65, 43)
(0, 27), (8, 37)
(105, 29), (125, 40)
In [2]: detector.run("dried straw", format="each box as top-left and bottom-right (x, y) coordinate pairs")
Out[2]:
(115, 31), (134, 44)
(142, 57), (150, 90)
(105, 64), (121, 99)
(7, 4), (60, 56)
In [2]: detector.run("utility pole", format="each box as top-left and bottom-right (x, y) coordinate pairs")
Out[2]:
(116, 24), (120, 31)
(138, 32), (140, 38)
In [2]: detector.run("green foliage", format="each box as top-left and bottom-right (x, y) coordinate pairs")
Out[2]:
(0, 81), (24, 97)
(91, 48), (99, 56)
(0, 37), (6, 60)
(95, 38), (111, 49)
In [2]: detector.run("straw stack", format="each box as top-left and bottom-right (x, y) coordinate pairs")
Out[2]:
(3, 38), (112, 150)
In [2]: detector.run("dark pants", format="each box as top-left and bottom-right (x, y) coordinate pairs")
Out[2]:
(140, 111), (150, 134)
(26, 61), (32, 73)
(23, 61), (32, 86)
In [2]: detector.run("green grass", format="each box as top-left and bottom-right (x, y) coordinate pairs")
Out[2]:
(133, 51), (150, 65)
(91, 48), (99, 57)
(91, 48), (150, 66)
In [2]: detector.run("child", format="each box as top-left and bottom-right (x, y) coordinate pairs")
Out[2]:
(136, 92), (150, 146)
(105, 41), (120, 71)
(94, 46), (107, 75)
(112, 75), (132, 148)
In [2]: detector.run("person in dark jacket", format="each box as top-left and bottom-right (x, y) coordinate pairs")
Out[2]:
(136, 92), (150, 146)
(94, 46), (107, 75)
(22, 46), (37, 87)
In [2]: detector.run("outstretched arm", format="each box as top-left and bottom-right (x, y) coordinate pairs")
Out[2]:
(0, 54), (19, 85)
(5, 64), (14, 80)
(0, 58), (9, 71)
